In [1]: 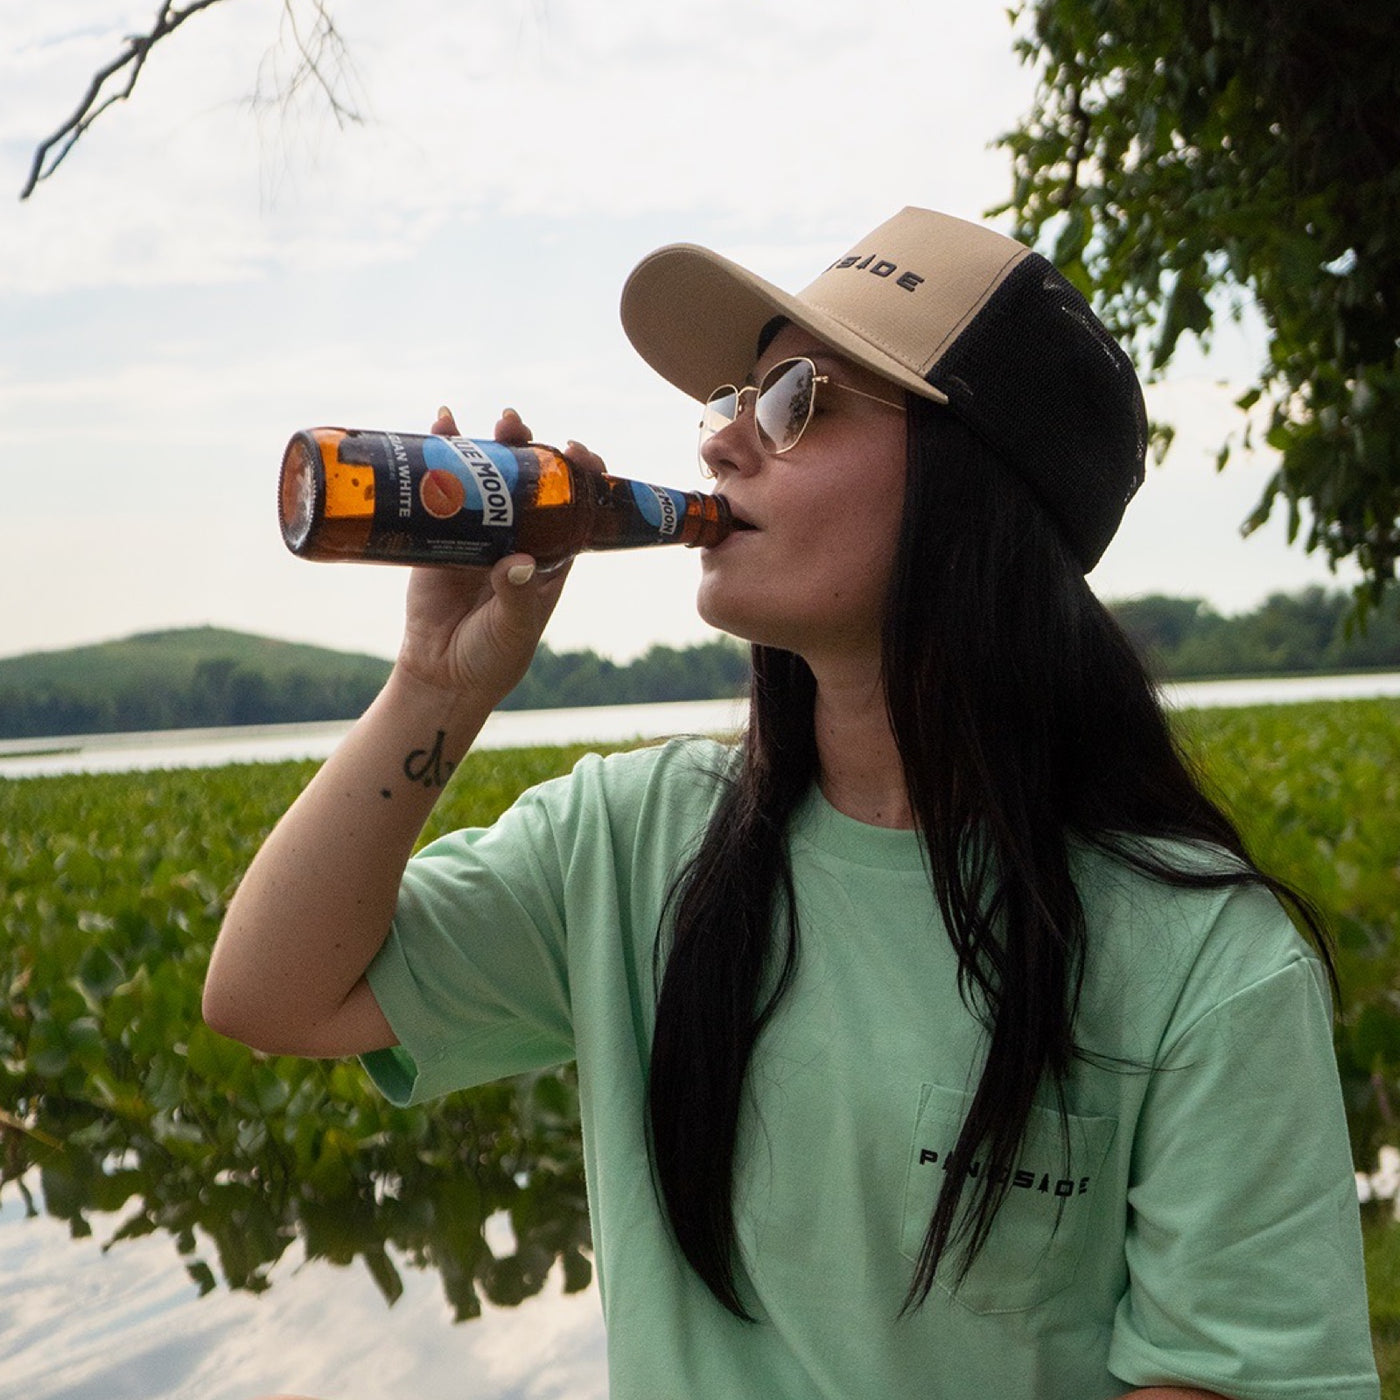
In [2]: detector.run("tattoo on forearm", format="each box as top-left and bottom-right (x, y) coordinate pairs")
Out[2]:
(403, 730), (456, 789)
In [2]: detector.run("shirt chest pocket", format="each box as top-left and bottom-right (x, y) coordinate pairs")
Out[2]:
(900, 1082), (1117, 1315)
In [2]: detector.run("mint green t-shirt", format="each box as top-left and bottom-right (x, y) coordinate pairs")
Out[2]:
(363, 738), (1378, 1400)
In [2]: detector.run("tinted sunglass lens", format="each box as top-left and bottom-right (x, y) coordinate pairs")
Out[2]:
(755, 359), (814, 453)
(701, 387), (740, 443)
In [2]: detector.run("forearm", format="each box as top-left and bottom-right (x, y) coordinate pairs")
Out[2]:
(203, 664), (491, 1056)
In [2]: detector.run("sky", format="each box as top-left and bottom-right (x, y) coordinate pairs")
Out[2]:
(0, 0), (1360, 665)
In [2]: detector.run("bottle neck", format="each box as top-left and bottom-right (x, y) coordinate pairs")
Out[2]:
(581, 474), (733, 551)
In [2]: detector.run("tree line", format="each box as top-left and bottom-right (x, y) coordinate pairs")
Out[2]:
(1, 592), (1397, 741)
(1113, 587), (1400, 680)
(0, 639), (750, 741)
(0, 656), (390, 741)
(497, 639), (750, 712)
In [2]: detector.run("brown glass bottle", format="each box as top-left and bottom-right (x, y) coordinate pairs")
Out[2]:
(280, 427), (736, 568)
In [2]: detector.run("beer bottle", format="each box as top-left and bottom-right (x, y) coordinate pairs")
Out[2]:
(279, 426), (737, 568)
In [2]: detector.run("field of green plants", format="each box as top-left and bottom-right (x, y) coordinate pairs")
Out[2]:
(0, 744), (606, 1318)
(2, 701), (1399, 1382)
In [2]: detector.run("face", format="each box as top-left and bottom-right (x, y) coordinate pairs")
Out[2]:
(696, 325), (909, 670)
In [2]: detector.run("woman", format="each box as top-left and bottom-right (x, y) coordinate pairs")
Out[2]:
(205, 208), (1378, 1398)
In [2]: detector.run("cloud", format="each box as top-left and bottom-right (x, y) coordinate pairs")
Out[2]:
(2, 0), (1032, 292)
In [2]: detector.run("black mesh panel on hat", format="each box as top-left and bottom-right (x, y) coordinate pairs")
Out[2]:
(925, 254), (1147, 571)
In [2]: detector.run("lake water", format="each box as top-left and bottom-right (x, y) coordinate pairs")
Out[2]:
(0, 1187), (609, 1399)
(4, 673), (1399, 1395)
(0, 696), (748, 780)
(2, 672), (1400, 780)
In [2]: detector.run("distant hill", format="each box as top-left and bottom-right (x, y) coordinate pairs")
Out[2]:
(0, 627), (393, 740)
(0, 626), (751, 741)
(0, 626), (393, 694)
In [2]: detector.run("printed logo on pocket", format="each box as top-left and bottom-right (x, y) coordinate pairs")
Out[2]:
(917, 1146), (1092, 1200)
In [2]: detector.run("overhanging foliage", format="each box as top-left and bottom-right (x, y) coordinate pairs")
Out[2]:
(998, 0), (1400, 608)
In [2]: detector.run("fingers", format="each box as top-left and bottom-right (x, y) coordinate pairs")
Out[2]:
(494, 408), (532, 446)
(434, 405), (603, 475)
(488, 552), (574, 654)
(432, 406), (528, 442)
(563, 439), (607, 475)
(495, 552), (573, 594)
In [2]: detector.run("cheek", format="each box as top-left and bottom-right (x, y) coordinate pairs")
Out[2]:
(693, 423), (908, 644)
(817, 477), (905, 587)
(822, 480), (905, 625)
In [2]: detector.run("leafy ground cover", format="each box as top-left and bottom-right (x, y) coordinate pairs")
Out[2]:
(1177, 700), (1400, 1165)
(2, 701), (1399, 1372)
(0, 743), (609, 1316)
(1179, 698), (1400, 1391)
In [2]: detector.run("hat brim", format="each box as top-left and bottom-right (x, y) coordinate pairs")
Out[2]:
(619, 242), (949, 407)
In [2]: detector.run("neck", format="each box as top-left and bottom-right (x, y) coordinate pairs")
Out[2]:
(809, 657), (913, 829)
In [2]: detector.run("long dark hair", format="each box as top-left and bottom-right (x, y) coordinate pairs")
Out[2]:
(646, 392), (1332, 1320)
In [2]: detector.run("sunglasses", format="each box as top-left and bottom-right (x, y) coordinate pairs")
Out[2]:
(698, 355), (906, 475)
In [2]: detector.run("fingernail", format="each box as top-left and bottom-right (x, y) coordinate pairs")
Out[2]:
(507, 562), (536, 586)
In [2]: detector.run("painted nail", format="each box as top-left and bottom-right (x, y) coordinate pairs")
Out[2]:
(507, 562), (536, 586)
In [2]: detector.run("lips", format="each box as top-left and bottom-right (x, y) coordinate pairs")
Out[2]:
(717, 495), (758, 530)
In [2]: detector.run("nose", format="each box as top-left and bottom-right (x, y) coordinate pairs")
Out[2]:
(700, 401), (763, 479)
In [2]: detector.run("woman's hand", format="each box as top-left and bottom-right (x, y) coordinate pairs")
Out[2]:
(395, 406), (605, 707)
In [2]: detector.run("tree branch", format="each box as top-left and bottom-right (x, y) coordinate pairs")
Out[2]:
(20, 0), (361, 201)
(21, 0), (231, 200)
(252, 0), (363, 132)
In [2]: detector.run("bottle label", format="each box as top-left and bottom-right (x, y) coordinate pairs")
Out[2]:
(366, 433), (524, 564)
(628, 480), (685, 538)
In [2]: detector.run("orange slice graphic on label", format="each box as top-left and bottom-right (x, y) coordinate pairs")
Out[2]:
(421, 468), (466, 519)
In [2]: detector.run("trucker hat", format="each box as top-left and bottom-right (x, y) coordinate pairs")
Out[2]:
(619, 206), (1147, 571)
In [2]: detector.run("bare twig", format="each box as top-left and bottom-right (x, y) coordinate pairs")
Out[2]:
(20, 0), (362, 201)
(21, 0), (231, 200)
(252, 0), (364, 132)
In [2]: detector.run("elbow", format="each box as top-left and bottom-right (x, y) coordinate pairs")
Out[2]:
(201, 955), (282, 1053)
(201, 983), (297, 1057)
(201, 975), (259, 1049)
(202, 917), (255, 1047)
(201, 919), (286, 1052)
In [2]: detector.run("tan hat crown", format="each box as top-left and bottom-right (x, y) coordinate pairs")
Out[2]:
(619, 207), (1147, 571)
(797, 210), (1032, 396)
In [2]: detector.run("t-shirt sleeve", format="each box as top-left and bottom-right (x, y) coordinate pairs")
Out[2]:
(361, 780), (577, 1106)
(1107, 909), (1378, 1398)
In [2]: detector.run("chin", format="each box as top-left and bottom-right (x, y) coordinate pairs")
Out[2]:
(697, 590), (798, 654)
(697, 586), (764, 648)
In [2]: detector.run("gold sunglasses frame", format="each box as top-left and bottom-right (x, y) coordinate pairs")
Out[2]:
(698, 356), (906, 477)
